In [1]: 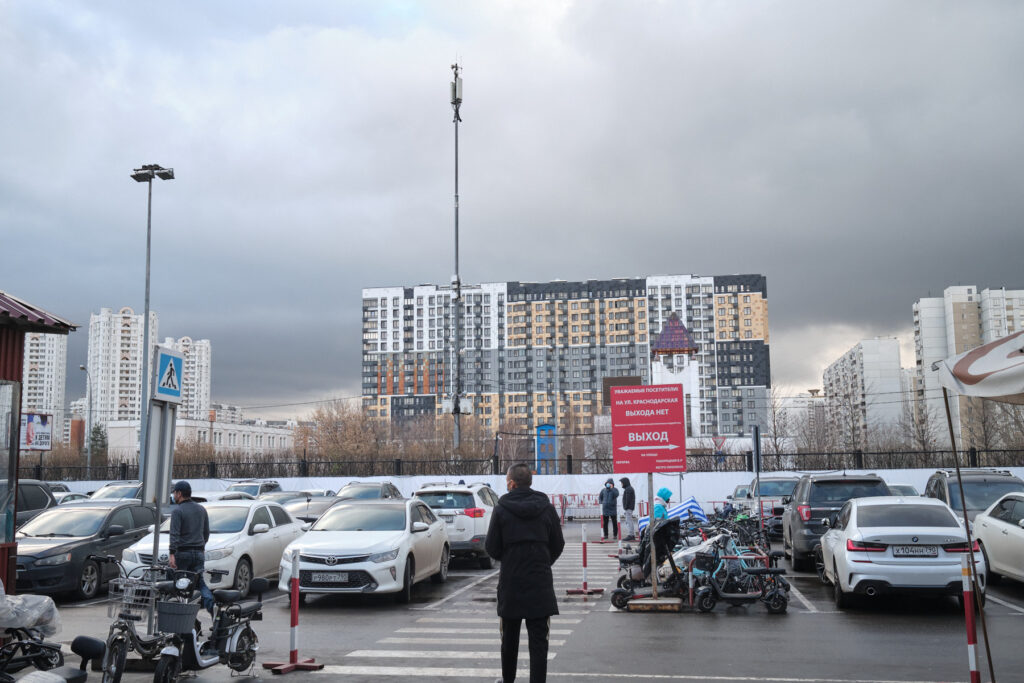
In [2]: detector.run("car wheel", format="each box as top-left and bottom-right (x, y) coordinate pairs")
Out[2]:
(813, 544), (827, 584)
(76, 559), (101, 600)
(478, 555), (493, 570)
(790, 548), (809, 572)
(833, 562), (851, 609)
(395, 556), (414, 604)
(431, 546), (449, 584)
(979, 542), (1001, 585)
(782, 533), (792, 559)
(233, 558), (253, 597)
(102, 635), (127, 683)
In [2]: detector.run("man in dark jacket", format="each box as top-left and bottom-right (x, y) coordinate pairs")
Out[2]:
(619, 477), (636, 541)
(169, 480), (214, 612)
(598, 478), (619, 541)
(486, 463), (565, 683)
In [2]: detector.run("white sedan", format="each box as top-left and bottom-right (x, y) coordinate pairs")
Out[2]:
(820, 496), (986, 608)
(278, 499), (449, 603)
(123, 500), (304, 596)
(974, 492), (1024, 585)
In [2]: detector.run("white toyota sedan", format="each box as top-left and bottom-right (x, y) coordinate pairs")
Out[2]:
(122, 500), (304, 595)
(974, 492), (1024, 585)
(278, 499), (449, 603)
(820, 496), (986, 608)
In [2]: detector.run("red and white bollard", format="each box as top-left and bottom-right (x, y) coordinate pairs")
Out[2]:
(960, 555), (980, 683)
(263, 550), (324, 675)
(567, 524), (604, 596)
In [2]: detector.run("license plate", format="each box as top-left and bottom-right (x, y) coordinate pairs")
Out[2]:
(311, 572), (347, 583)
(893, 545), (938, 557)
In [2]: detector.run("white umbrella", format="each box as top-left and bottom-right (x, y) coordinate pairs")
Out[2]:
(933, 329), (1024, 403)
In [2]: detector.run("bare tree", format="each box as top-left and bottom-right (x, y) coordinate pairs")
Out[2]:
(762, 384), (789, 455)
(899, 394), (941, 454)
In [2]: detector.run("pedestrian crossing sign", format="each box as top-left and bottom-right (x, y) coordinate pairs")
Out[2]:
(153, 346), (184, 404)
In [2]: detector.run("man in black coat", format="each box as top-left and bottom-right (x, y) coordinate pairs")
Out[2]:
(485, 463), (565, 683)
(620, 477), (637, 541)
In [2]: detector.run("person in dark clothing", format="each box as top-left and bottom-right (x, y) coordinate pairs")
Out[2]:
(619, 477), (636, 541)
(485, 463), (565, 683)
(598, 478), (619, 540)
(169, 480), (214, 612)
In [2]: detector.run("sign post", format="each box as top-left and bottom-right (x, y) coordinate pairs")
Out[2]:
(611, 384), (686, 612)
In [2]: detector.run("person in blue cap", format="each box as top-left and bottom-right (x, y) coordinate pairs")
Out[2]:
(653, 488), (673, 520)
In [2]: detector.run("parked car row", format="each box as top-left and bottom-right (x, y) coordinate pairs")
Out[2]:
(13, 478), (502, 604)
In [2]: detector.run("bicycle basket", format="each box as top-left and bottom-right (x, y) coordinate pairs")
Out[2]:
(693, 552), (717, 573)
(108, 577), (157, 620)
(157, 601), (201, 634)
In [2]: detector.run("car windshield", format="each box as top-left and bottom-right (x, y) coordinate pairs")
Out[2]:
(311, 505), (406, 531)
(91, 485), (138, 499)
(753, 480), (797, 497)
(810, 480), (889, 505)
(888, 485), (919, 496)
(20, 508), (108, 537)
(337, 485), (384, 500)
(857, 504), (959, 528)
(415, 492), (474, 509)
(227, 484), (261, 496)
(733, 487), (749, 498)
(948, 480), (1024, 511)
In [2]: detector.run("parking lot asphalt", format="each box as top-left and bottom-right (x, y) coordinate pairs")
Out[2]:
(35, 522), (1024, 682)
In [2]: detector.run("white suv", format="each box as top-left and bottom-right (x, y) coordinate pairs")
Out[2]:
(414, 482), (499, 569)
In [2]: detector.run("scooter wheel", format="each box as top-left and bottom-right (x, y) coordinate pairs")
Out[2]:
(616, 575), (634, 590)
(765, 593), (788, 614)
(696, 589), (716, 613)
(610, 589), (631, 610)
(154, 654), (181, 683)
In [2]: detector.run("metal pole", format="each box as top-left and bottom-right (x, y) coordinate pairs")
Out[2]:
(85, 368), (92, 477)
(451, 64), (463, 452)
(139, 178), (153, 475)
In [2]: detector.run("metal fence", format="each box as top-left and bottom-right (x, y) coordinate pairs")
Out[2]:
(19, 448), (1024, 483)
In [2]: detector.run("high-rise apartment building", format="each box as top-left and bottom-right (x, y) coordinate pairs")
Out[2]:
(913, 285), (1024, 447)
(361, 274), (770, 437)
(162, 337), (211, 420)
(85, 307), (158, 435)
(21, 332), (68, 441)
(823, 338), (903, 448)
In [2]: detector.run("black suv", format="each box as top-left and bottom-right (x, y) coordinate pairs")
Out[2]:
(782, 473), (890, 571)
(3, 479), (58, 528)
(924, 468), (1024, 522)
(748, 476), (800, 540)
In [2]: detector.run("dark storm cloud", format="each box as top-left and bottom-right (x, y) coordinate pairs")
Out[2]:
(2, 1), (1022, 414)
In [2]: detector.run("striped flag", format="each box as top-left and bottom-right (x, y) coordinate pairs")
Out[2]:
(637, 496), (708, 533)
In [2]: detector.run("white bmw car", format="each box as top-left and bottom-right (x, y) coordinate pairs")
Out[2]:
(278, 499), (449, 603)
(123, 500), (304, 595)
(820, 496), (986, 608)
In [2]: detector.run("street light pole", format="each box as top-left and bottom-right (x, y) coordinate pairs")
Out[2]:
(450, 64), (463, 452)
(131, 164), (174, 476)
(79, 364), (92, 477)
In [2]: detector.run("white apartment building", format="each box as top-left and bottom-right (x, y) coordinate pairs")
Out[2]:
(823, 337), (903, 449)
(211, 403), (244, 425)
(106, 418), (295, 459)
(21, 332), (68, 442)
(86, 307), (158, 438)
(162, 337), (211, 420)
(913, 285), (1024, 448)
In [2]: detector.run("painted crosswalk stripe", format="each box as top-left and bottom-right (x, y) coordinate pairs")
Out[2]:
(397, 627), (572, 635)
(379, 637), (566, 646)
(418, 617), (580, 624)
(346, 649), (556, 661)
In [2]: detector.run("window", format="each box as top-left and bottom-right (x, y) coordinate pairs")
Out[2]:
(108, 507), (135, 531)
(18, 484), (50, 510)
(251, 506), (273, 532)
(131, 506), (156, 529)
(271, 506), (293, 526)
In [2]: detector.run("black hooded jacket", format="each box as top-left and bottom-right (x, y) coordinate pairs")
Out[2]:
(485, 486), (565, 619)
(620, 478), (635, 511)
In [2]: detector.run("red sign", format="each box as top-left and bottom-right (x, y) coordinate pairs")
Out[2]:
(610, 384), (686, 473)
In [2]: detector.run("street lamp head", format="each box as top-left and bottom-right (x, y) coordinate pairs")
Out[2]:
(155, 168), (174, 180)
(131, 164), (174, 182)
(131, 168), (154, 182)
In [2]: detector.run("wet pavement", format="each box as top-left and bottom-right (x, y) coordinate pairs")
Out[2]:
(30, 521), (1024, 682)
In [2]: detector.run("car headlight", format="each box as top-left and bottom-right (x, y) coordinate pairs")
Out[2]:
(122, 550), (139, 563)
(205, 547), (234, 561)
(369, 548), (400, 563)
(36, 552), (72, 567)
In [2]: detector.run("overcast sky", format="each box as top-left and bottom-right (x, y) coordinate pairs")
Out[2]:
(3, 1), (1022, 419)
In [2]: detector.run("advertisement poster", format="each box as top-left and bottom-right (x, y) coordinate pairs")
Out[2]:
(20, 413), (52, 451)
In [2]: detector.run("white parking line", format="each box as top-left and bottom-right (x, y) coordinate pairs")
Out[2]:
(787, 583), (818, 613)
(412, 568), (499, 611)
(986, 594), (1024, 614)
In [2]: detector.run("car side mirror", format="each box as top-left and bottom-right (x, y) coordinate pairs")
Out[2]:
(1019, 519), (1024, 530)
(301, 523), (312, 532)
(250, 523), (270, 535)
(412, 522), (429, 533)
(821, 518), (831, 529)
(781, 496), (792, 505)
(746, 492), (753, 499)
(105, 525), (125, 538)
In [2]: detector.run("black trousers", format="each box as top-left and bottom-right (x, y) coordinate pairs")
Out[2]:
(602, 514), (618, 539)
(499, 616), (549, 682)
